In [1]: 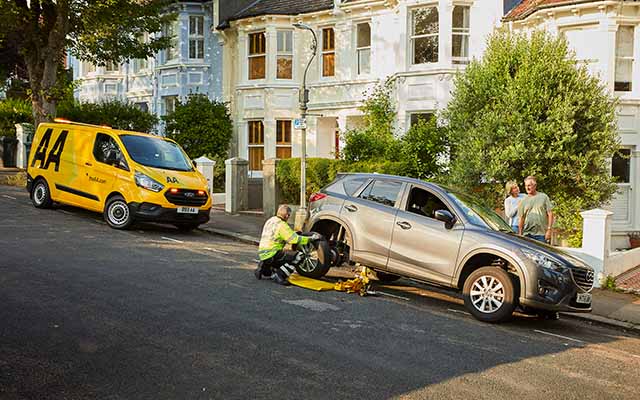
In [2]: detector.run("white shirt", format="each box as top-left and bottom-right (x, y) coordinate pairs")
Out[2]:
(504, 194), (525, 227)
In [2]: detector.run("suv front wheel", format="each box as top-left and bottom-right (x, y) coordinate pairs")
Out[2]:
(463, 267), (517, 323)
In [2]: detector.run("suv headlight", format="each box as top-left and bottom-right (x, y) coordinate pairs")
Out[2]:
(521, 248), (567, 272)
(134, 171), (164, 192)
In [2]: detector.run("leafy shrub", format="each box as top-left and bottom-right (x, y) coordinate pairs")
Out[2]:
(57, 99), (158, 133)
(164, 94), (233, 160)
(0, 99), (33, 137)
(276, 158), (410, 204)
(401, 117), (448, 179)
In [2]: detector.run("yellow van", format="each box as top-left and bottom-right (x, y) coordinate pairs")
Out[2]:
(26, 120), (212, 230)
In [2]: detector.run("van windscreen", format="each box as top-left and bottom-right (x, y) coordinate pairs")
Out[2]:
(120, 135), (193, 172)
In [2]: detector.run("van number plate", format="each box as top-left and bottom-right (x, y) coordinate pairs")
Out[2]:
(576, 292), (592, 304)
(177, 206), (198, 214)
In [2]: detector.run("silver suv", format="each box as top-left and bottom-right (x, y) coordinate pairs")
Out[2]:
(303, 173), (594, 323)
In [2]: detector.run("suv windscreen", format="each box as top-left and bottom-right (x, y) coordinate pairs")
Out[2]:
(120, 135), (193, 172)
(446, 189), (513, 233)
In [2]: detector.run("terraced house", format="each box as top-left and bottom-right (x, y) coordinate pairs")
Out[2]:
(217, 0), (508, 176)
(504, 0), (640, 250)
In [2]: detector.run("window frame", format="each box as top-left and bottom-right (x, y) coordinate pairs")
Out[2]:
(248, 31), (267, 80)
(410, 6), (440, 65)
(409, 112), (435, 128)
(615, 25), (634, 92)
(247, 120), (265, 171)
(276, 30), (294, 80)
(612, 148), (632, 184)
(321, 27), (336, 78)
(451, 5), (470, 65)
(355, 21), (371, 75)
(164, 20), (180, 62)
(163, 95), (178, 116)
(189, 15), (205, 60)
(275, 120), (292, 159)
(92, 132), (128, 170)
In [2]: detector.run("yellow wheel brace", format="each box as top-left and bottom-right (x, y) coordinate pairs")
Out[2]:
(334, 266), (373, 296)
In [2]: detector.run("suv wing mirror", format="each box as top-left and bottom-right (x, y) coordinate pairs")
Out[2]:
(434, 209), (456, 229)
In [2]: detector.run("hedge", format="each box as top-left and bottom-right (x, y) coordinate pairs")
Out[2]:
(276, 158), (411, 204)
(0, 99), (33, 138)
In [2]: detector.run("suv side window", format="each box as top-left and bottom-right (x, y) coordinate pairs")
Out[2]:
(406, 186), (451, 219)
(343, 176), (369, 196)
(93, 133), (128, 170)
(359, 179), (403, 207)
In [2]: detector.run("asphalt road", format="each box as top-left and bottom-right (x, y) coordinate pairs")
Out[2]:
(1, 184), (639, 400)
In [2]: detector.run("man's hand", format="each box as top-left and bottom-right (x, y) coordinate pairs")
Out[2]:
(545, 229), (552, 242)
(310, 232), (323, 242)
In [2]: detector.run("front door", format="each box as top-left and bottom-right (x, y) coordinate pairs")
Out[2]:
(340, 179), (404, 269)
(386, 185), (463, 285)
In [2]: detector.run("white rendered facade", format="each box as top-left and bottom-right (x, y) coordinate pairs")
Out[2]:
(220, 0), (504, 176)
(506, 1), (640, 249)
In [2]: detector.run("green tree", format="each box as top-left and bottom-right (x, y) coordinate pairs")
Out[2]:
(401, 117), (447, 179)
(57, 99), (158, 133)
(164, 94), (233, 159)
(442, 30), (619, 243)
(342, 78), (399, 162)
(0, 0), (174, 126)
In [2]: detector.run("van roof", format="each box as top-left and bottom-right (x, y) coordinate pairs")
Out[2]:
(41, 120), (161, 139)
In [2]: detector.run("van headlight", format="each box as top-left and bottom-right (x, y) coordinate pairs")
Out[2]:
(521, 248), (566, 272)
(134, 171), (164, 192)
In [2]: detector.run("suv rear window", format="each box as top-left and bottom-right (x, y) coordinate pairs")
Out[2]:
(359, 180), (402, 207)
(343, 177), (369, 196)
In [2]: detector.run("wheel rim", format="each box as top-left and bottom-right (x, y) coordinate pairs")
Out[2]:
(108, 201), (129, 226)
(470, 275), (505, 314)
(34, 183), (46, 205)
(297, 243), (319, 273)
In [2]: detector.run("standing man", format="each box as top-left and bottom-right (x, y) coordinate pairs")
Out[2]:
(255, 204), (321, 285)
(518, 176), (554, 243)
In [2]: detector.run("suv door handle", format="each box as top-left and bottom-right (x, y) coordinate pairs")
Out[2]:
(396, 221), (412, 230)
(85, 162), (93, 167)
(345, 204), (358, 212)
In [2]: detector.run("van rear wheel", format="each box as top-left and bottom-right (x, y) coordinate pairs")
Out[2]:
(31, 179), (53, 209)
(104, 195), (133, 229)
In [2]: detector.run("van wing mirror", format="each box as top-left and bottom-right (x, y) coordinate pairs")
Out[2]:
(434, 209), (455, 229)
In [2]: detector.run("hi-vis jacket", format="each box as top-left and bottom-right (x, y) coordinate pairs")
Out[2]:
(258, 216), (309, 260)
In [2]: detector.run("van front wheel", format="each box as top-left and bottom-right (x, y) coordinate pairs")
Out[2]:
(31, 179), (53, 209)
(104, 195), (133, 229)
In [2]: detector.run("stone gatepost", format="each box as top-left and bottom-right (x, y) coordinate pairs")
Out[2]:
(225, 158), (248, 214)
(15, 123), (34, 169)
(580, 209), (613, 287)
(262, 158), (280, 220)
(193, 156), (215, 194)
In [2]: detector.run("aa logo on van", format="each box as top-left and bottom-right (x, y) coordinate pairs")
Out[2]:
(31, 128), (68, 172)
(167, 176), (179, 184)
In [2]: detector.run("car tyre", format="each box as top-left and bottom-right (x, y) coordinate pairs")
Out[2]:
(373, 271), (401, 283)
(104, 195), (133, 230)
(463, 267), (516, 323)
(31, 178), (53, 209)
(295, 237), (331, 279)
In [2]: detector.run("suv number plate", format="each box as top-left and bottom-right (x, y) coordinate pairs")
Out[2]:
(576, 292), (592, 304)
(177, 206), (198, 214)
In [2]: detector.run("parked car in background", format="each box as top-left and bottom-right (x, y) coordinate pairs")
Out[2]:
(303, 173), (595, 323)
(27, 119), (211, 230)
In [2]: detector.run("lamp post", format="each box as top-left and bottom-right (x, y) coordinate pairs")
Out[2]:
(293, 22), (318, 231)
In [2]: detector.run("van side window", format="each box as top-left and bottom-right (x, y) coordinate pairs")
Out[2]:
(93, 133), (128, 170)
(358, 180), (402, 207)
(406, 187), (450, 219)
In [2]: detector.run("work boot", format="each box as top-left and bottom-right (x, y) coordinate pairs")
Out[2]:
(272, 270), (291, 286)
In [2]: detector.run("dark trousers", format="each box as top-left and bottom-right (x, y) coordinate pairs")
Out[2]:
(262, 250), (299, 273)
(526, 234), (548, 244)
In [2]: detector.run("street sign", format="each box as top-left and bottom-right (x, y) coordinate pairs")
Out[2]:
(294, 118), (307, 130)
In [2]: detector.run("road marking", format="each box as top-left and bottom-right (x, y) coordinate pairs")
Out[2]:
(161, 236), (184, 243)
(534, 329), (584, 343)
(204, 247), (230, 255)
(59, 210), (73, 215)
(283, 299), (341, 312)
(376, 291), (410, 301)
(2, 195), (17, 200)
(448, 308), (471, 316)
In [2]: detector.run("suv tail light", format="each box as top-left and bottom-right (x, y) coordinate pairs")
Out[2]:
(309, 192), (327, 203)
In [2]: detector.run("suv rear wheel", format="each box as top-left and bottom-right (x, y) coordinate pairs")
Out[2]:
(295, 237), (331, 279)
(463, 267), (516, 323)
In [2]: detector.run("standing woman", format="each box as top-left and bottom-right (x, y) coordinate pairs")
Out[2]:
(504, 180), (524, 233)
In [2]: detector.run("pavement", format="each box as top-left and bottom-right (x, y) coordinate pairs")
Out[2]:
(199, 207), (640, 331)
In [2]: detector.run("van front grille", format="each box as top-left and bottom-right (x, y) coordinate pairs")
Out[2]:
(570, 267), (594, 292)
(164, 189), (208, 206)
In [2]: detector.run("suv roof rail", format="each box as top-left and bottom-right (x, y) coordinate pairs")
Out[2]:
(53, 118), (112, 129)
